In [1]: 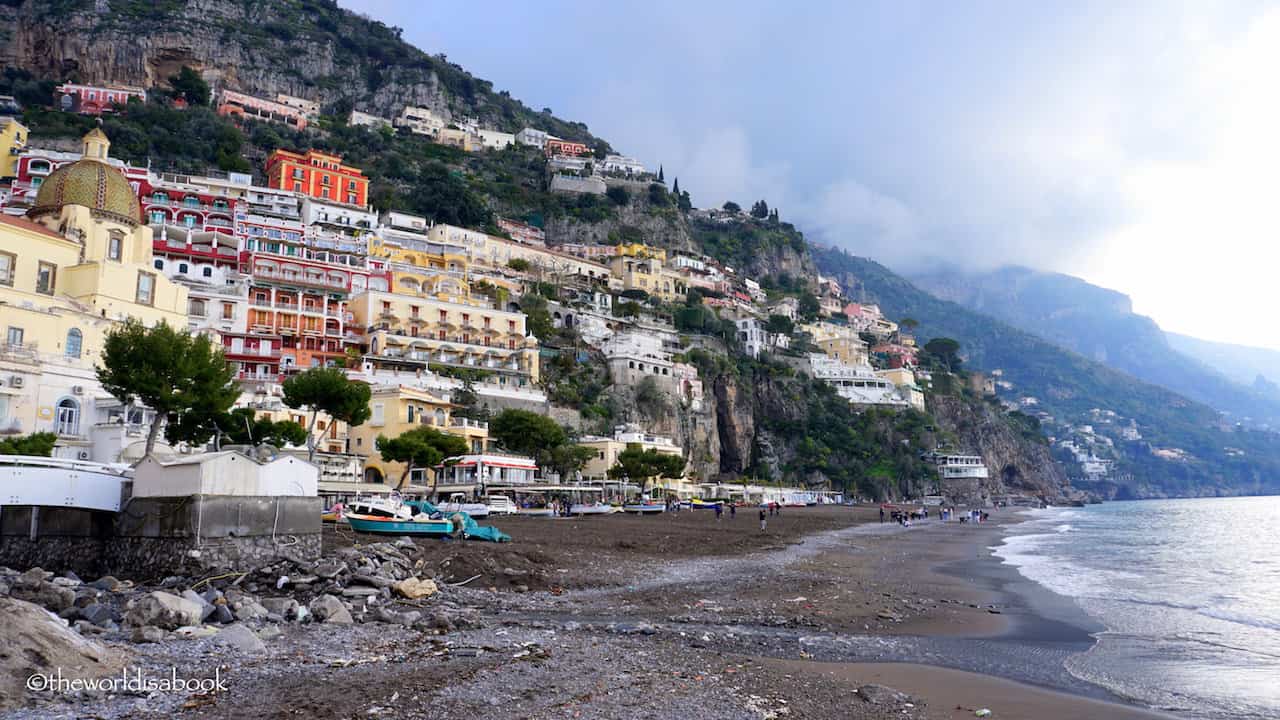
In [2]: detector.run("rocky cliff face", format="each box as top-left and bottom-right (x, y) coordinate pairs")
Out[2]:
(928, 395), (1070, 501)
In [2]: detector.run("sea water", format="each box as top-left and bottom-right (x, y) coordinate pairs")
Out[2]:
(994, 497), (1280, 720)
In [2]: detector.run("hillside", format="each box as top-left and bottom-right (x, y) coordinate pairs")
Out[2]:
(815, 247), (1280, 497)
(1167, 332), (1280, 403)
(0, 0), (603, 146)
(911, 265), (1280, 426)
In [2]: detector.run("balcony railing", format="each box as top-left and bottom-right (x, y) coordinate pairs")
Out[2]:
(449, 417), (488, 430)
(252, 270), (348, 290)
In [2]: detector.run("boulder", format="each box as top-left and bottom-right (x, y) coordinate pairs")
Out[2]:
(855, 684), (914, 706)
(260, 597), (298, 619)
(10, 581), (77, 613)
(87, 576), (121, 592)
(210, 605), (235, 624)
(393, 577), (438, 600)
(131, 625), (166, 644)
(0, 597), (122, 710)
(78, 603), (116, 627)
(233, 601), (270, 622)
(215, 624), (266, 655)
(124, 591), (204, 630)
(308, 594), (353, 624)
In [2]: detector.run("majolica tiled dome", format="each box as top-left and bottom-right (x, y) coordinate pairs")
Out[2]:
(28, 156), (141, 226)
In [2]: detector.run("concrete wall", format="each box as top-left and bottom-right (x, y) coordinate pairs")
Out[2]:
(132, 454), (319, 497)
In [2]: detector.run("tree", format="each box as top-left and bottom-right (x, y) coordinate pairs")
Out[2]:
(924, 337), (963, 373)
(764, 314), (795, 335)
(376, 426), (469, 491)
(607, 444), (686, 497)
(507, 257), (531, 272)
(672, 177), (680, 195)
(722, 201), (741, 213)
(750, 200), (770, 218)
(657, 165), (664, 183)
(798, 292), (821, 320)
(223, 408), (308, 448)
(282, 367), (372, 461)
(606, 185), (630, 206)
(490, 409), (568, 459)
(97, 321), (238, 456)
(0, 432), (57, 457)
(899, 317), (920, 332)
(518, 293), (554, 341)
(677, 190), (692, 212)
(167, 66), (210, 106)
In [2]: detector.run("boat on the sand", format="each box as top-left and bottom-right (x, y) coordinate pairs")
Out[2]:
(622, 502), (666, 514)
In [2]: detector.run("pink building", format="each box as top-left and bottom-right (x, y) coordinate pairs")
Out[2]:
(55, 83), (147, 115)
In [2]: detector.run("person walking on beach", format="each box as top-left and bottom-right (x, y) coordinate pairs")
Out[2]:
(880, 506), (885, 523)
(715, 503), (723, 522)
(730, 503), (736, 519)
(759, 507), (767, 532)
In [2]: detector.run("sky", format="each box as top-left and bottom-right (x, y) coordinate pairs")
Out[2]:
(343, 1), (1280, 350)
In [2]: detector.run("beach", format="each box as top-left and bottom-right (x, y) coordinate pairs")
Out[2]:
(9, 505), (1176, 719)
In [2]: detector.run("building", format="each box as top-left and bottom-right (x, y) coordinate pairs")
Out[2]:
(133, 451), (319, 498)
(350, 383), (490, 487)
(515, 128), (549, 148)
(549, 174), (606, 195)
(925, 452), (991, 502)
(396, 106), (446, 137)
(137, 174), (240, 234)
(427, 223), (612, 286)
(217, 90), (308, 130)
(437, 128), (480, 152)
(348, 289), (541, 388)
(604, 331), (674, 386)
(265, 149), (368, 207)
(545, 137), (589, 157)
(808, 354), (909, 408)
(275, 94), (321, 119)
(609, 253), (686, 301)
(4, 144), (148, 217)
(476, 129), (516, 150)
(599, 154), (647, 176)
(0, 118), (27, 179)
(432, 453), (539, 495)
(495, 217), (546, 247)
(876, 367), (926, 411)
(578, 427), (684, 483)
(54, 83), (146, 115)
(349, 109), (392, 130)
(0, 130), (187, 460)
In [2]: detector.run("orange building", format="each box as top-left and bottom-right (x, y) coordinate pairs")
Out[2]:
(265, 149), (369, 207)
(545, 138), (589, 158)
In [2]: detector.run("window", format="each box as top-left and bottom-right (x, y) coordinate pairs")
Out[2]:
(222, 303), (234, 320)
(0, 251), (14, 286)
(135, 271), (155, 305)
(203, 267), (213, 278)
(6, 327), (23, 346)
(371, 403), (384, 425)
(107, 233), (123, 261)
(178, 263), (189, 274)
(55, 398), (80, 436)
(64, 328), (82, 358)
(189, 299), (206, 317)
(153, 259), (163, 270)
(36, 262), (55, 295)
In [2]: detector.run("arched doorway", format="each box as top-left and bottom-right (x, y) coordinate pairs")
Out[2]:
(364, 466), (384, 484)
(55, 397), (80, 436)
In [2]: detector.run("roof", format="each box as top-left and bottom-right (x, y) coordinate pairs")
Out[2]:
(0, 213), (63, 240)
(29, 158), (141, 226)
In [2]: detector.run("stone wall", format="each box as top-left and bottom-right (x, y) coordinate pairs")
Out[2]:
(0, 495), (322, 579)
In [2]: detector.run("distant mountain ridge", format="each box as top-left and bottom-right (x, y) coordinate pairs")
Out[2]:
(1166, 332), (1280, 402)
(909, 265), (1280, 427)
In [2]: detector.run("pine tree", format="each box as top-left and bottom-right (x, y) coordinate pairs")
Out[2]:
(658, 165), (665, 183)
(672, 177), (680, 195)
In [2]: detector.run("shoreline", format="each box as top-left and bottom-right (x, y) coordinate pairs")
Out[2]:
(4, 505), (1183, 719)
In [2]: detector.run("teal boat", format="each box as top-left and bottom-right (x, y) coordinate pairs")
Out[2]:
(344, 513), (454, 536)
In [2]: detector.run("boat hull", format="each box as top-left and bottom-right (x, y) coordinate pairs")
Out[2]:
(345, 514), (454, 536)
(517, 508), (556, 517)
(623, 504), (666, 514)
(570, 503), (616, 515)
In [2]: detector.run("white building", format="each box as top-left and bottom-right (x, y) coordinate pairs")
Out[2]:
(276, 94), (321, 119)
(396, 106), (446, 137)
(808, 354), (909, 407)
(476, 129), (516, 150)
(928, 453), (991, 482)
(604, 331), (674, 385)
(132, 451), (319, 497)
(737, 317), (768, 358)
(516, 127), (549, 148)
(600, 154), (647, 176)
(349, 109), (392, 130)
(301, 197), (376, 232)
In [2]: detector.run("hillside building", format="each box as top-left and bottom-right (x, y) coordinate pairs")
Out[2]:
(265, 149), (369, 207)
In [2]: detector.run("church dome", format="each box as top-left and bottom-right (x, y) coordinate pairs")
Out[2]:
(28, 157), (141, 226)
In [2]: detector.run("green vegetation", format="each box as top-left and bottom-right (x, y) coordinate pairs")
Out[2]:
(167, 66), (210, 106)
(607, 444), (686, 497)
(375, 426), (469, 491)
(690, 216), (808, 275)
(282, 367), (373, 461)
(0, 432), (58, 457)
(488, 409), (593, 478)
(98, 321), (238, 455)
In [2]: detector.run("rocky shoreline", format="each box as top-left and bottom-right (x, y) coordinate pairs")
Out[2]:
(1, 507), (1172, 719)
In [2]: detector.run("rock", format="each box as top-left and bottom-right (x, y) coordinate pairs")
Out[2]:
(18, 568), (48, 584)
(50, 576), (80, 588)
(261, 597), (298, 619)
(0, 597), (121, 710)
(353, 573), (395, 589)
(78, 603), (116, 627)
(855, 684), (913, 706)
(392, 577), (438, 600)
(233, 601), (270, 622)
(210, 604), (235, 624)
(88, 576), (121, 592)
(9, 580), (76, 613)
(257, 625), (283, 641)
(181, 589), (216, 621)
(131, 625), (166, 644)
(126, 591), (205, 630)
(425, 611), (455, 632)
(63, 571), (82, 584)
(216, 624), (266, 654)
(341, 587), (380, 598)
(172, 625), (218, 639)
(313, 561), (347, 579)
(309, 594), (354, 624)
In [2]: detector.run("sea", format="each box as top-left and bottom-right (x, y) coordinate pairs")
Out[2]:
(994, 497), (1280, 720)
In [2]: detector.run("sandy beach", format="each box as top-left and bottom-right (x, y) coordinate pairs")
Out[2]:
(8, 505), (1176, 719)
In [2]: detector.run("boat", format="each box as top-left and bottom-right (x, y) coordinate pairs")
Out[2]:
(686, 499), (723, 510)
(517, 507), (556, 517)
(483, 495), (519, 515)
(436, 492), (491, 518)
(344, 513), (455, 537)
(346, 497), (413, 521)
(622, 502), (666, 514)
(570, 502), (616, 515)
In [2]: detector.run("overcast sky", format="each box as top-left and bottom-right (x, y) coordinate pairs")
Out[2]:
(344, 1), (1280, 350)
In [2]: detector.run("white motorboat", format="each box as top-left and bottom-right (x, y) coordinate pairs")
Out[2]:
(436, 492), (491, 518)
(570, 502), (616, 516)
(483, 494), (519, 515)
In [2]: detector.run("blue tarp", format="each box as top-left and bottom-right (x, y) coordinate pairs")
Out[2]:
(405, 500), (512, 543)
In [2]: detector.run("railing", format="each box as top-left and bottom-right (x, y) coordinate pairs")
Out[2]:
(252, 270), (349, 290)
(449, 417), (488, 430)
(0, 342), (40, 363)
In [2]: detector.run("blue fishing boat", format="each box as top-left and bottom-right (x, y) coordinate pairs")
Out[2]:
(344, 513), (454, 536)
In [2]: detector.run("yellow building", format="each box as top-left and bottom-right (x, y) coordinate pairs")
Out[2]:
(0, 129), (187, 459)
(0, 117), (27, 178)
(348, 289), (540, 387)
(578, 429), (685, 494)
(608, 254), (687, 301)
(425, 223), (612, 286)
(349, 383), (489, 486)
(876, 367), (927, 411)
(802, 322), (870, 367)
(615, 243), (665, 262)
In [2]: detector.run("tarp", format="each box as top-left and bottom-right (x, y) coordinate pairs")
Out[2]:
(405, 500), (512, 543)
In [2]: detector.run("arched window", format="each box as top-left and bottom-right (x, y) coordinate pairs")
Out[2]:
(178, 263), (189, 274)
(55, 398), (80, 436)
(64, 328), (82, 358)
(435, 409), (446, 426)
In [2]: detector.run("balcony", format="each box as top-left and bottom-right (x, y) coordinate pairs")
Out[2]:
(225, 346), (281, 359)
(0, 342), (40, 364)
(252, 270), (348, 291)
(449, 417), (488, 431)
